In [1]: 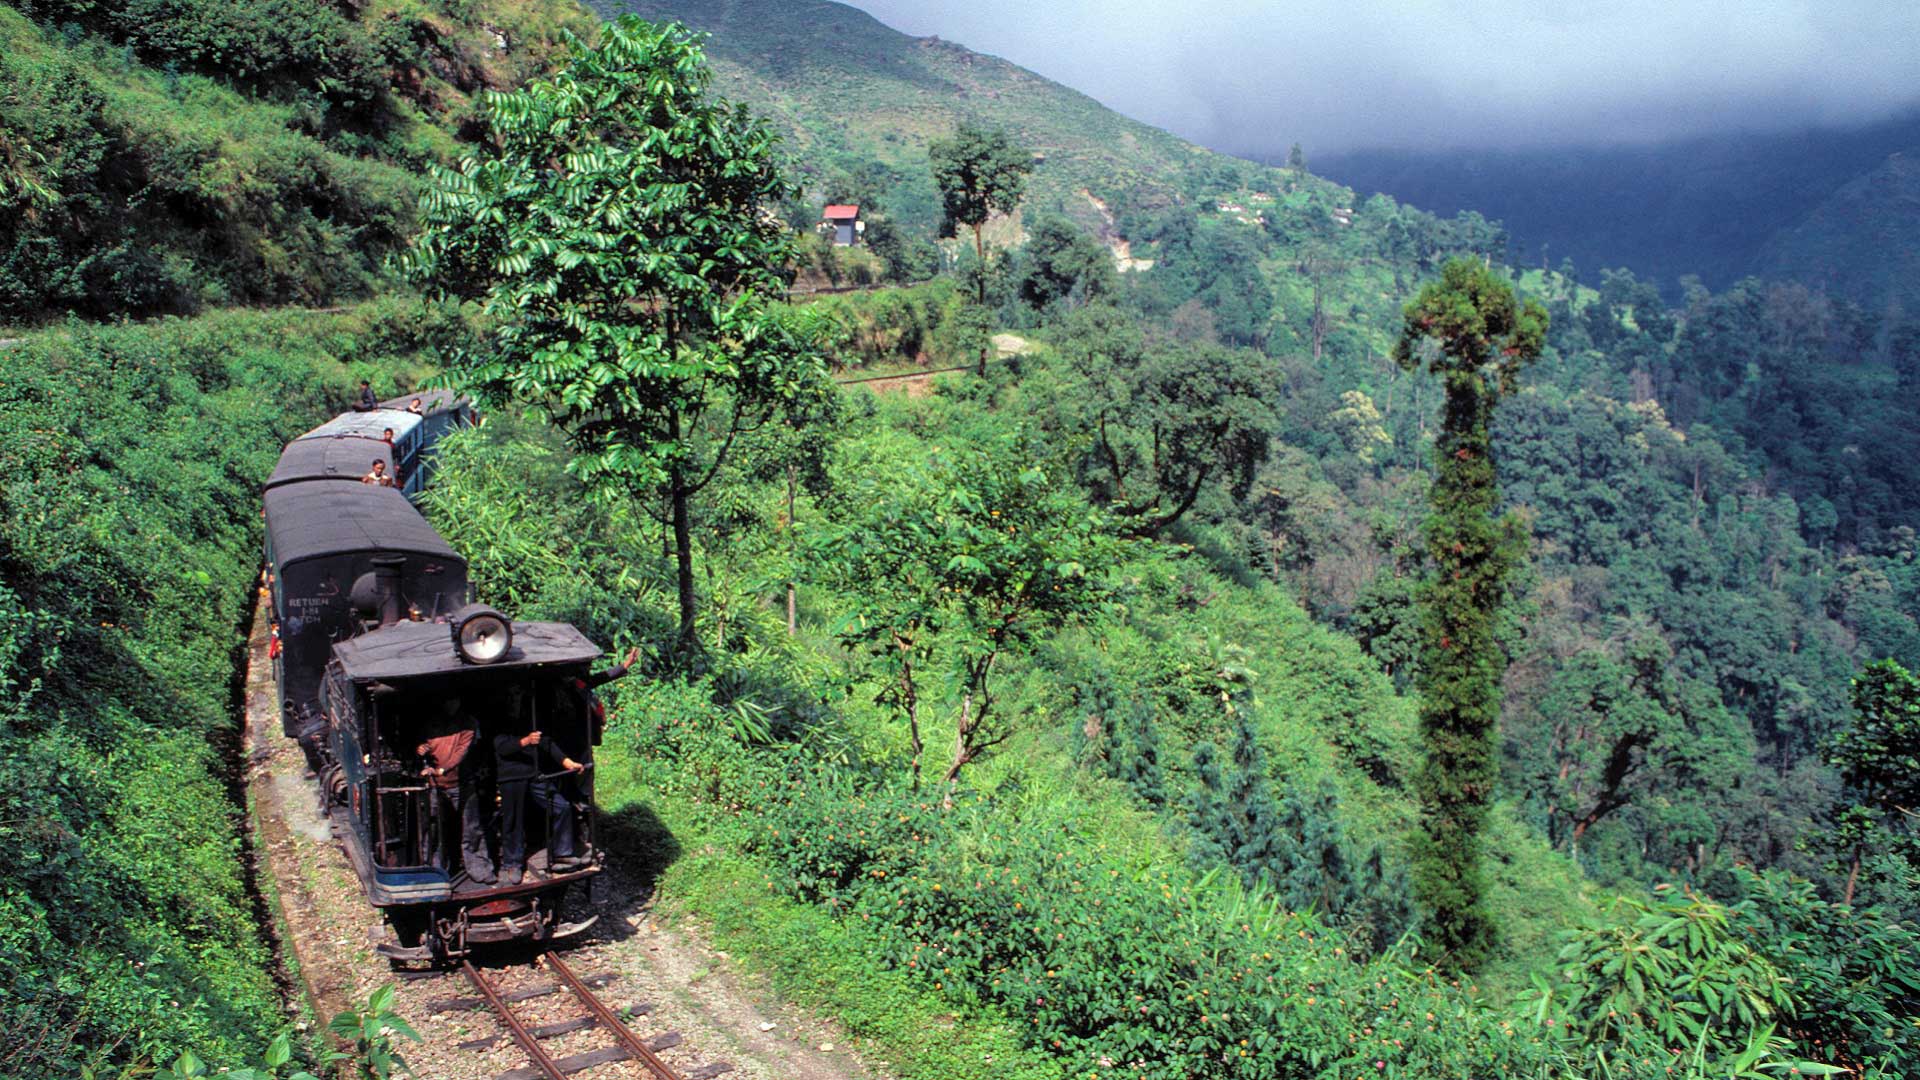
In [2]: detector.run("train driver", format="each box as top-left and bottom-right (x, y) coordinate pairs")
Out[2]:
(491, 700), (588, 885)
(417, 697), (495, 885)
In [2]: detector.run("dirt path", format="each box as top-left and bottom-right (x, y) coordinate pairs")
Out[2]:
(1079, 190), (1153, 272)
(243, 594), (885, 1080)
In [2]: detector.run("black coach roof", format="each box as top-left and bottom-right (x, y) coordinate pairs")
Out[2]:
(332, 619), (601, 681)
(264, 484), (461, 567)
(266, 437), (393, 490)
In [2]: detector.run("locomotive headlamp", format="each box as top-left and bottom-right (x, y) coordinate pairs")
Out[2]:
(450, 603), (513, 664)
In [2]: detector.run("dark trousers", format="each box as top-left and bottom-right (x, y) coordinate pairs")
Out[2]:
(428, 776), (495, 882)
(497, 776), (575, 871)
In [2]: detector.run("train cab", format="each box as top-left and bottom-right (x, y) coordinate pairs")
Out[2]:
(322, 608), (606, 955)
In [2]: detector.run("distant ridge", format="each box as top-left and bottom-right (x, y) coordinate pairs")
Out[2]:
(1317, 112), (1920, 307)
(1758, 149), (1920, 316)
(586, 0), (1283, 230)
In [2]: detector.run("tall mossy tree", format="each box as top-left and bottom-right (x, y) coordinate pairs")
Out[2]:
(1393, 257), (1546, 969)
(405, 15), (826, 653)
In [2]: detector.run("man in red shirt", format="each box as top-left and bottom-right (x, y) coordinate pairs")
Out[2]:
(418, 698), (495, 884)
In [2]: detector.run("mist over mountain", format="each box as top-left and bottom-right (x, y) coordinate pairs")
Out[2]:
(1316, 111), (1920, 307)
(841, 0), (1920, 157)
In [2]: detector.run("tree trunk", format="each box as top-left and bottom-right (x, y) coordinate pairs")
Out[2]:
(1844, 849), (1861, 906)
(1311, 276), (1326, 365)
(899, 649), (922, 790)
(670, 474), (696, 651)
(943, 690), (973, 807)
(972, 222), (989, 375)
(972, 222), (986, 306)
(668, 408), (697, 654)
(785, 463), (798, 636)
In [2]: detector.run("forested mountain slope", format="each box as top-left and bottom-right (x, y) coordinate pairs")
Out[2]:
(1757, 148), (1920, 315)
(590, 0), (1920, 907)
(3, 1), (1917, 1076)
(588, 0), (1213, 233)
(1317, 111), (1920, 310)
(0, 0), (594, 322)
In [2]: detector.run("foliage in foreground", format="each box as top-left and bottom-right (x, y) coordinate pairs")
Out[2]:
(623, 683), (1862, 1080)
(422, 391), (1887, 1078)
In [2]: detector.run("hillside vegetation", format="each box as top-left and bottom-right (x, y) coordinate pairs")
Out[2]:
(0, 0), (593, 322)
(1757, 148), (1920, 316)
(591, 0), (1208, 235)
(0, 302), (468, 1075)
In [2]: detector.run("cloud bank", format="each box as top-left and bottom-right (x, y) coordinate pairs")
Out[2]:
(843, 0), (1920, 155)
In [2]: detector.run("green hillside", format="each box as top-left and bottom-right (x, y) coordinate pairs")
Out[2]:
(0, 0), (594, 322)
(3, 3), (1918, 1078)
(591, 0), (1269, 232)
(1758, 148), (1920, 316)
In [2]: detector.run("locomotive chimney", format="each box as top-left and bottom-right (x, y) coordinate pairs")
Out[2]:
(371, 555), (405, 628)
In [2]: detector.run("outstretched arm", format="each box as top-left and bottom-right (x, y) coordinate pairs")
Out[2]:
(584, 645), (643, 688)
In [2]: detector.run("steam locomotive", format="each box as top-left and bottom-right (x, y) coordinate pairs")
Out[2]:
(263, 391), (605, 961)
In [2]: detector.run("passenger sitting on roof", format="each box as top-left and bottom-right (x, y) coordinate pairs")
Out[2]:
(354, 379), (377, 412)
(491, 703), (588, 886)
(418, 697), (495, 884)
(407, 397), (425, 415)
(361, 459), (395, 487)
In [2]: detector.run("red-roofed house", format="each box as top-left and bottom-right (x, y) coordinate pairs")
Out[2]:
(822, 204), (863, 246)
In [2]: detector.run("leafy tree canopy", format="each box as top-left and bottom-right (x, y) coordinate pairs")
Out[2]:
(1015, 216), (1114, 312)
(1055, 304), (1278, 536)
(405, 14), (828, 647)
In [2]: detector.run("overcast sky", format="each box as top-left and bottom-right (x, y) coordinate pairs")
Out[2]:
(841, 0), (1920, 156)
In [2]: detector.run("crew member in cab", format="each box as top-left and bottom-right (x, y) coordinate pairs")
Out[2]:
(573, 644), (642, 743)
(417, 697), (494, 884)
(491, 696), (588, 885)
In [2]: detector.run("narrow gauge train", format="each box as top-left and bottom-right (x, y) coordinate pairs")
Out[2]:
(264, 391), (605, 961)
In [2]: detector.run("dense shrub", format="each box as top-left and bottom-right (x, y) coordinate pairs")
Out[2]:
(0, 303), (462, 1077)
(743, 770), (1552, 1079)
(0, 1), (594, 323)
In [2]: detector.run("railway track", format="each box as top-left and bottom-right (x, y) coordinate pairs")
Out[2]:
(832, 363), (972, 386)
(454, 953), (734, 1080)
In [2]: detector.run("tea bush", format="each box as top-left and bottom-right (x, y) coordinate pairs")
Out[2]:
(746, 772), (1557, 1079)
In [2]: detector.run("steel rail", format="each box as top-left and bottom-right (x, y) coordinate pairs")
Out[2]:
(545, 951), (687, 1080)
(832, 364), (972, 386)
(462, 960), (568, 1080)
